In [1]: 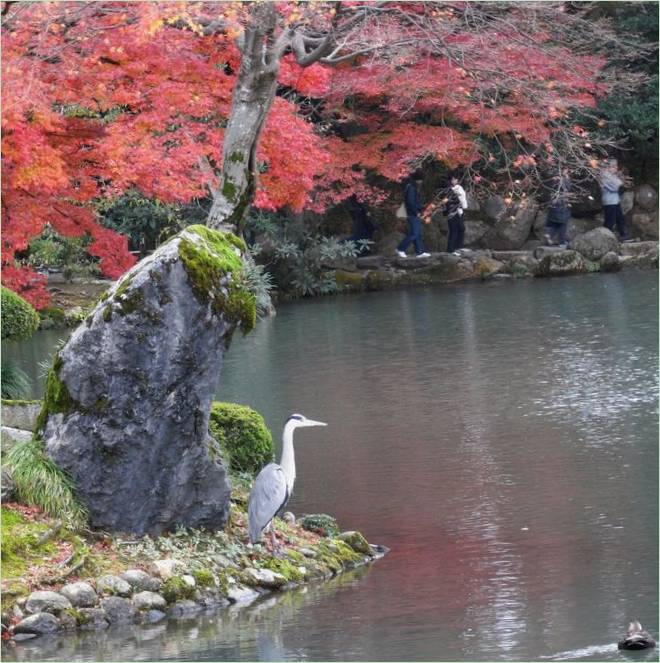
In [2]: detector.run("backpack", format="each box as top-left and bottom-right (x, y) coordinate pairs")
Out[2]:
(442, 189), (460, 217)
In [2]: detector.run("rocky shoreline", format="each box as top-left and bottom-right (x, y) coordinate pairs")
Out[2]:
(1, 497), (386, 645)
(329, 233), (658, 294)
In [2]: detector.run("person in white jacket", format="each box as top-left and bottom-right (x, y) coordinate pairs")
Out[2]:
(600, 158), (629, 240)
(443, 175), (469, 255)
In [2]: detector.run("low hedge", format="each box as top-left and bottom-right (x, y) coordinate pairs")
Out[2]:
(2, 287), (40, 340)
(208, 402), (273, 475)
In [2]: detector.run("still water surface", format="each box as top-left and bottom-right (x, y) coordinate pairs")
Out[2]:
(3, 272), (658, 661)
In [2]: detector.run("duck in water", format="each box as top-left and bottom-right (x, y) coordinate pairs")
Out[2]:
(618, 621), (656, 650)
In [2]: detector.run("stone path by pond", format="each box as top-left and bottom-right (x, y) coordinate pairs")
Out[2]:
(331, 238), (658, 293)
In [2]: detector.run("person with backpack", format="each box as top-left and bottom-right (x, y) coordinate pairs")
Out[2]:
(443, 175), (468, 255)
(396, 172), (431, 258)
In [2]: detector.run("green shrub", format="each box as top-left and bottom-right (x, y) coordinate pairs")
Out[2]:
(300, 514), (340, 538)
(208, 402), (273, 475)
(1, 287), (40, 340)
(26, 228), (100, 278)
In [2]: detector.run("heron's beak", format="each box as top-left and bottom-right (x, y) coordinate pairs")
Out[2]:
(303, 418), (327, 427)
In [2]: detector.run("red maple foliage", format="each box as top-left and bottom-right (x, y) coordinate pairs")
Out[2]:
(1, 2), (616, 305)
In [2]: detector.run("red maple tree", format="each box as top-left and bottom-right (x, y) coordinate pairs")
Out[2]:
(1, 2), (636, 306)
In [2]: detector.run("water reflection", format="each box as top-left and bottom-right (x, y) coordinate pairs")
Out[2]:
(6, 568), (371, 662)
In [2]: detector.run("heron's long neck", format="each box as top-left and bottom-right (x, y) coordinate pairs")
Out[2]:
(279, 423), (296, 493)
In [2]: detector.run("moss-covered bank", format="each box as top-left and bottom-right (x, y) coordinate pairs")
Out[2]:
(0, 480), (385, 641)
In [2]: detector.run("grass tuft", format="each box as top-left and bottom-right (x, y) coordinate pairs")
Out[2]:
(1, 361), (31, 399)
(4, 438), (87, 529)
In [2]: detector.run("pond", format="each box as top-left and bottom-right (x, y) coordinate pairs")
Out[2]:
(3, 271), (658, 661)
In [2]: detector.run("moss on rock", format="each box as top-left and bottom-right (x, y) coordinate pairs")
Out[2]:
(208, 402), (273, 475)
(262, 557), (305, 583)
(192, 569), (215, 588)
(337, 530), (372, 556)
(35, 353), (76, 433)
(177, 225), (255, 333)
(161, 576), (196, 604)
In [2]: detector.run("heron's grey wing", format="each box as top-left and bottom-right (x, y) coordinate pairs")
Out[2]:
(248, 463), (288, 543)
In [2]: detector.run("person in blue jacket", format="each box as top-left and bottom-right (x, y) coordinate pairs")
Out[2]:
(396, 172), (431, 258)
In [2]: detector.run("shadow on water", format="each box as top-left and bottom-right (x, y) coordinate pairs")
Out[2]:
(3, 566), (372, 662)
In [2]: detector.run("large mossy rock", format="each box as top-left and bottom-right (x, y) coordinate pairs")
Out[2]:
(38, 226), (256, 536)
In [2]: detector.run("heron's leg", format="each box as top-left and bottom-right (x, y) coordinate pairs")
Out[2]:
(270, 529), (281, 556)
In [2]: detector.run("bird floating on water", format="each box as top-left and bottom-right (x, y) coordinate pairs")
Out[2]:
(618, 621), (656, 650)
(247, 413), (327, 551)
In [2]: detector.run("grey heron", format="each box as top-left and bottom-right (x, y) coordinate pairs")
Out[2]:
(247, 413), (327, 549)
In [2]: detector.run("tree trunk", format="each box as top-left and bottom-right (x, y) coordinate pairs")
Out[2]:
(206, 4), (280, 235)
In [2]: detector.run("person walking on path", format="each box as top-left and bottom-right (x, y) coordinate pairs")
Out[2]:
(600, 158), (629, 241)
(443, 175), (468, 255)
(545, 168), (571, 247)
(397, 172), (431, 258)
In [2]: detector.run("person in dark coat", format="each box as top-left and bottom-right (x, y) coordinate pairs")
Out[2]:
(396, 172), (431, 258)
(545, 169), (571, 247)
(344, 195), (376, 255)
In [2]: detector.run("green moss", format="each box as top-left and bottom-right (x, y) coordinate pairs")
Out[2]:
(262, 557), (304, 583)
(36, 369), (73, 432)
(208, 402), (273, 475)
(0, 506), (57, 579)
(64, 607), (89, 625)
(1, 398), (41, 406)
(327, 538), (363, 563)
(161, 576), (196, 604)
(113, 275), (133, 299)
(177, 225), (255, 333)
(285, 549), (305, 564)
(215, 569), (232, 596)
(192, 568), (215, 588)
(337, 530), (371, 555)
(116, 290), (143, 316)
(1, 287), (40, 340)
(102, 305), (113, 322)
(228, 151), (244, 164)
(222, 178), (237, 202)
